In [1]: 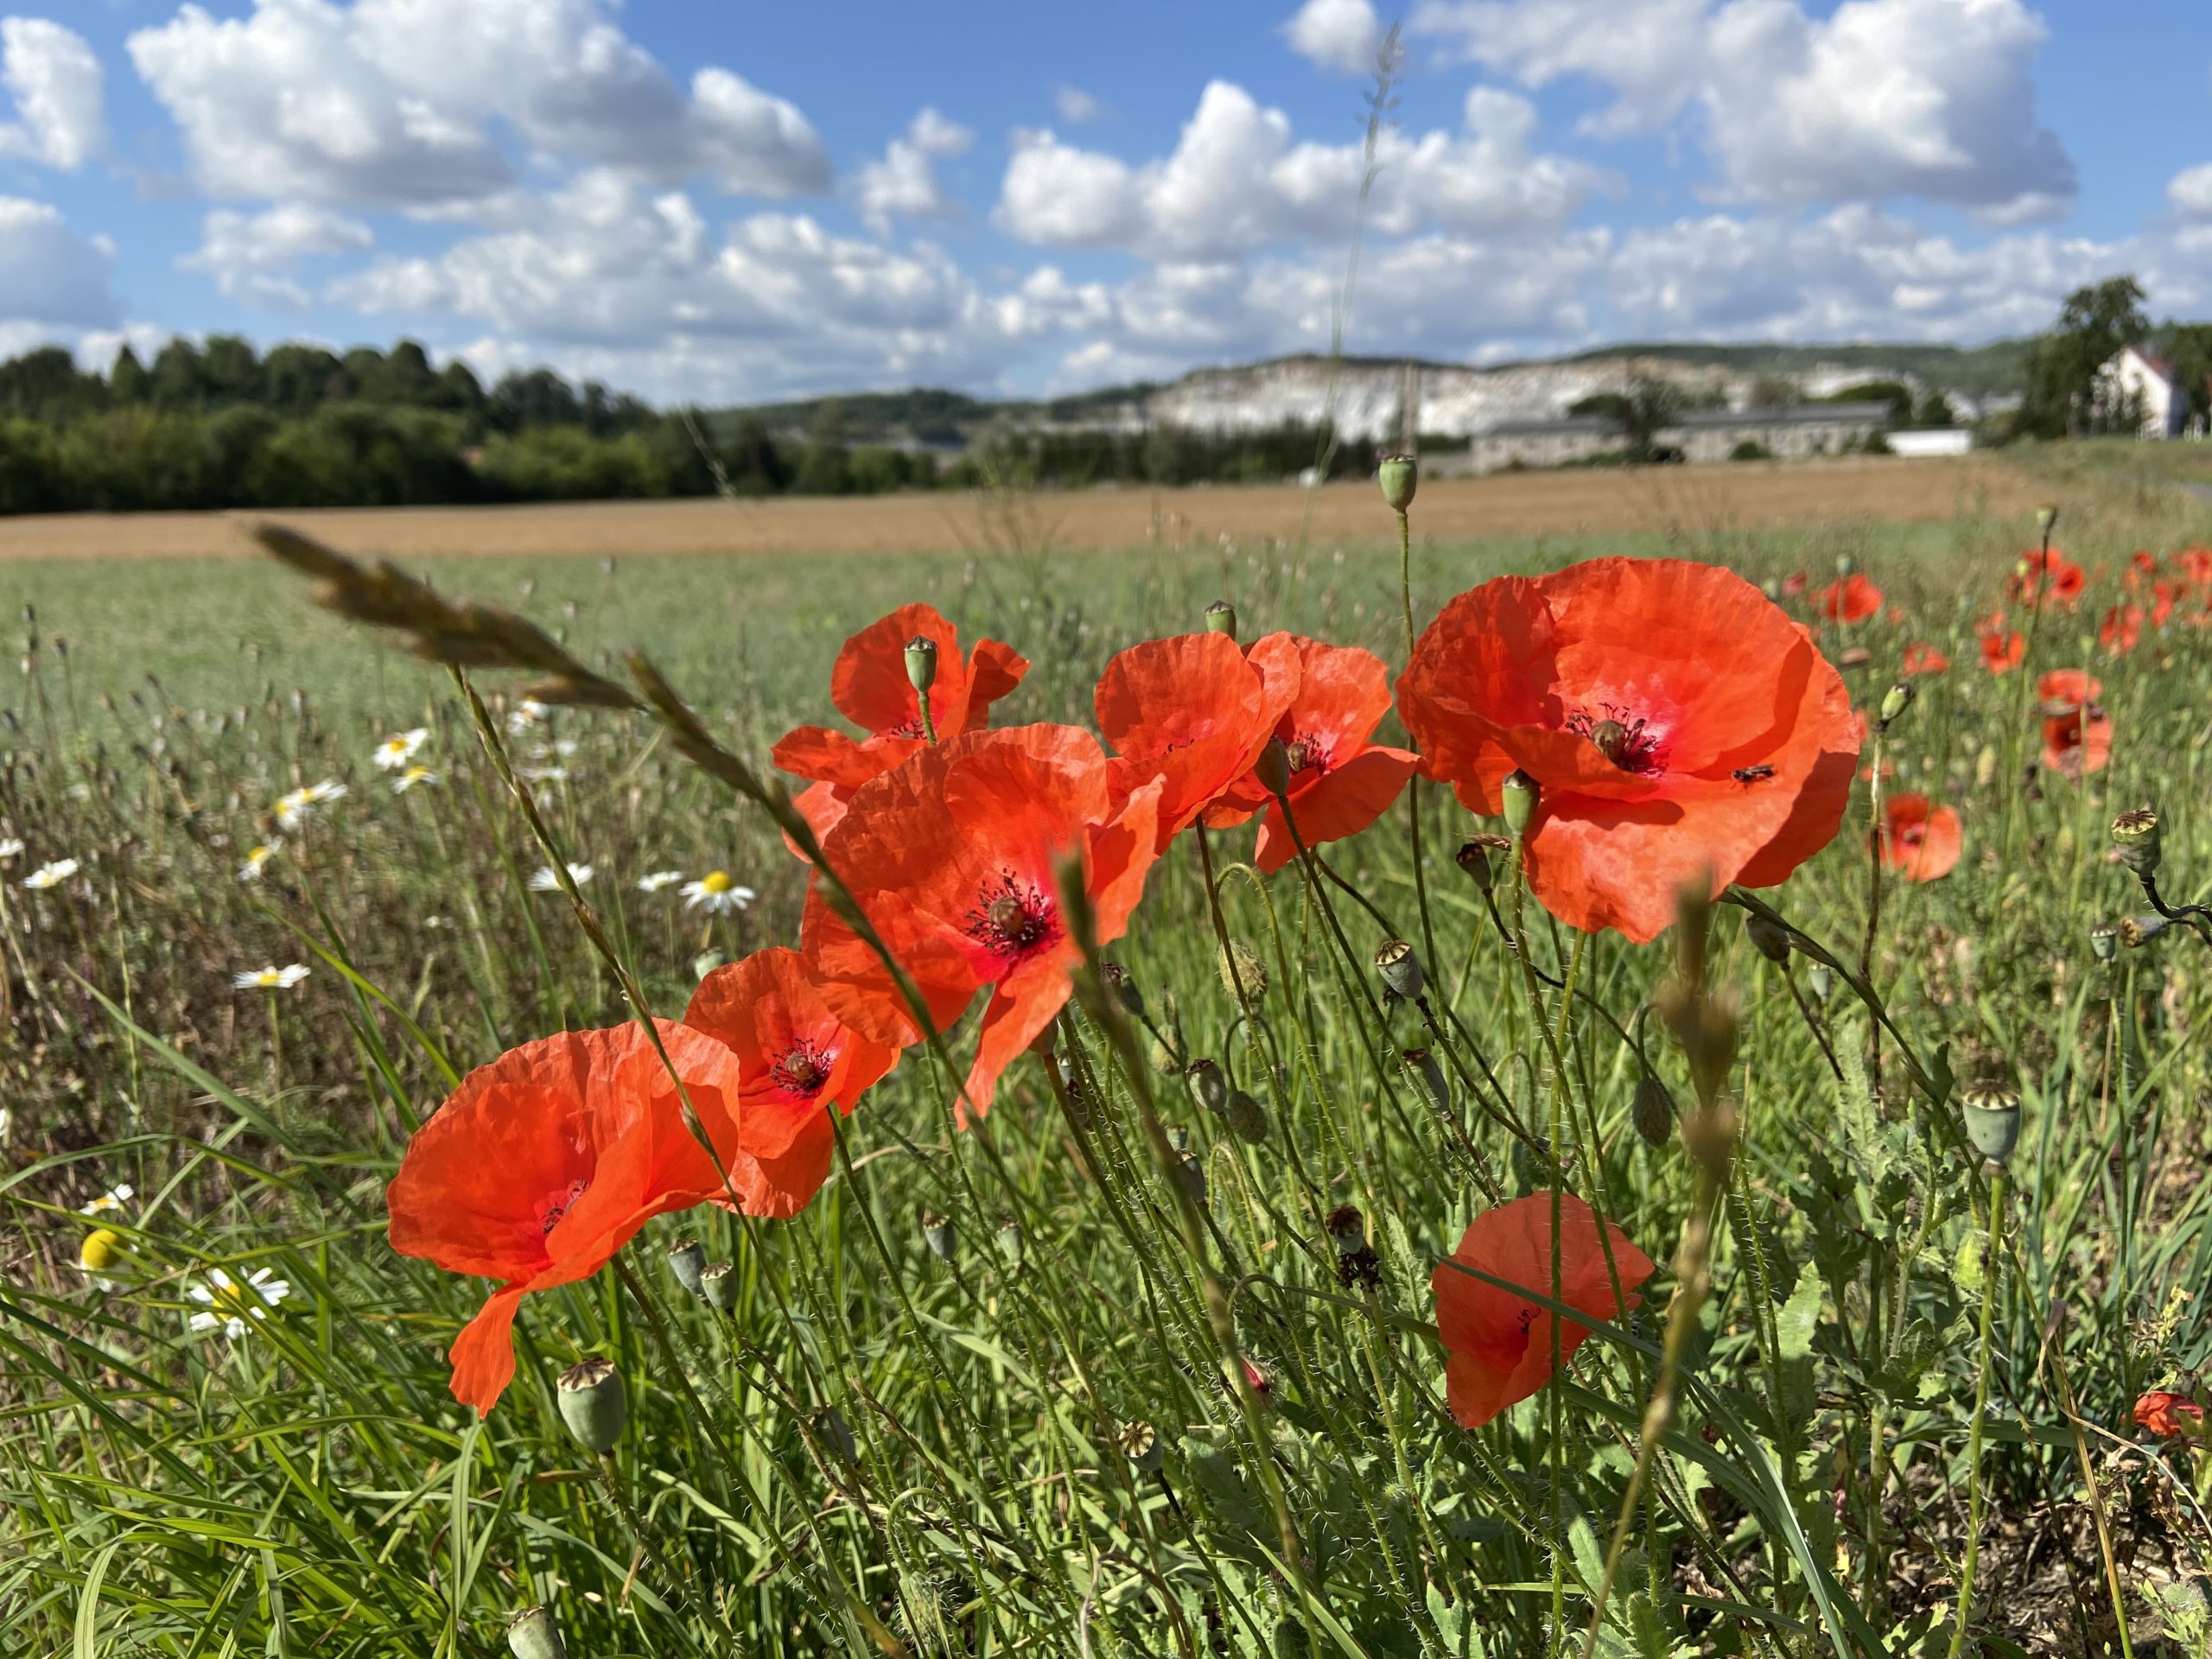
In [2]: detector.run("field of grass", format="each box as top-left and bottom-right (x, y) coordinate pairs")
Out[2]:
(3, 457), (2212, 1658)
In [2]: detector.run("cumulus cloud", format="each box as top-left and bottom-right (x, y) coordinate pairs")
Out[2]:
(0, 17), (105, 169)
(126, 0), (828, 207)
(995, 79), (1609, 258)
(1283, 0), (1383, 73)
(1416, 0), (2075, 216)
(854, 107), (973, 236)
(180, 202), (373, 307)
(0, 196), (117, 326)
(2169, 162), (2212, 221)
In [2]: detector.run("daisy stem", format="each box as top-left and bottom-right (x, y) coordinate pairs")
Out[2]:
(1944, 1168), (2005, 1659)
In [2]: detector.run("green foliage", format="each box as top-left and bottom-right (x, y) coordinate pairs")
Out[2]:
(2020, 274), (2152, 438)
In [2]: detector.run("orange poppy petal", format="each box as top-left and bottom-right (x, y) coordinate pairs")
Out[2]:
(448, 1284), (528, 1414)
(1254, 747), (1416, 874)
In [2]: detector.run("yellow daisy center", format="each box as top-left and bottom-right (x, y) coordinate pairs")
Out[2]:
(80, 1229), (120, 1270)
(701, 870), (734, 894)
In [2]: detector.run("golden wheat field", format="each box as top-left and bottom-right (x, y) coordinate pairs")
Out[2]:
(0, 454), (2037, 563)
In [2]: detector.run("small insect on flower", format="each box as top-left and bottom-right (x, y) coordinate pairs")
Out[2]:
(274, 780), (346, 830)
(391, 766), (439, 794)
(186, 1266), (292, 1338)
(79, 1183), (135, 1217)
(682, 870), (757, 915)
(1732, 765), (1776, 785)
(637, 869), (684, 893)
(373, 728), (429, 771)
(237, 842), (279, 881)
(530, 863), (593, 891)
(22, 858), (79, 890)
(232, 964), (311, 991)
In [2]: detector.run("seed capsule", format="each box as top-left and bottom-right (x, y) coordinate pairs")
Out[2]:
(1745, 912), (1791, 964)
(1501, 770), (1539, 840)
(1101, 960), (1145, 1018)
(904, 634), (938, 695)
(921, 1211), (957, 1261)
(1222, 1089), (1269, 1143)
(1631, 1074), (1676, 1148)
(1807, 963), (1835, 1002)
(2089, 920), (2119, 962)
(556, 1357), (627, 1453)
(1377, 454), (1417, 514)
(699, 1259), (737, 1312)
(1373, 938), (1425, 1000)
(666, 1236), (706, 1298)
(506, 1605), (568, 1659)
(1204, 599), (1237, 639)
(1119, 1418), (1164, 1474)
(1960, 1084), (2022, 1166)
(1185, 1058), (1229, 1115)
(1878, 681), (1915, 728)
(2120, 913), (2171, 949)
(2111, 808), (2162, 879)
(1457, 832), (1510, 890)
(1324, 1205), (1366, 1255)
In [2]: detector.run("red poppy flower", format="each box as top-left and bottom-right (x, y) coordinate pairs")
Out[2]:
(802, 724), (1161, 1116)
(683, 948), (901, 1215)
(1815, 573), (1883, 623)
(1979, 628), (2024, 675)
(388, 1022), (751, 1413)
(2152, 581), (2179, 630)
(1203, 633), (1417, 874)
(1096, 632), (1298, 852)
(2179, 548), (2212, 592)
(1433, 1192), (1654, 1430)
(772, 603), (1029, 843)
(2100, 603), (2144, 655)
(2007, 547), (2084, 609)
(1781, 572), (1808, 598)
(2125, 550), (2158, 592)
(2133, 1390), (2205, 1440)
(2037, 669), (2112, 777)
(1399, 557), (1860, 943)
(1900, 642), (1950, 677)
(1878, 793), (1961, 882)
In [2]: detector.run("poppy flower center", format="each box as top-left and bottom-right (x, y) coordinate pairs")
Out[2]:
(537, 1177), (589, 1234)
(1900, 825), (1925, 849)
(769, 1041), (835, 1097)
(1283, 733), (1332, 776)
(1567, 706), (1664, 774)
(967, 870), (1059, 961)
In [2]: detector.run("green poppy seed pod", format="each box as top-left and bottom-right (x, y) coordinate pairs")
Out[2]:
(1377, 453), (1418, 514)
(812, 1404), (857, 1465)
(692, 949), (725, 982)
(1401, 1046), (1451, 1115)
(1218, 940), (1268, 1002)
(1878, 681), (1915, 728)
(1373, 938), (1425, 1000)
(2120, 912), (2170, 949)
(921, 1211), (957, 1262)
(1324, 1204), (1367, 1255)
(2036, 505), (2058, 537)
(1253, 735), (1292, 799)
(1222, 1089), (1269, 1144)
(698, 1259), (737, 1313)
(1101, 959), (1145, 1019)
(506, 1605), (567, 1659)
(1203, 599), (1237, 640)
(1119, 1418), (1164, 1474)
(995, 1219), (1024, 1270)
(1501, 770), (1539, 840)
(2111, 808), (2162, 879)
(1456, 831), (1510, 892)
(1632, 1074), (1676, 1148)
(1834, 552), (1857, 578)
(1173, 1150), (1208, 1209)
(1745, 912), (1792, 964)
(666, 1236), (706, 1298)
(1184, 1058), (1229, 1115)
(904, 634), (938, 696)
(2089, 920), (2119, 962)
(556, 1357), (626, 1453)
(1960, 1084), (2022, 1166)
(1808, 962), (1835, 1002)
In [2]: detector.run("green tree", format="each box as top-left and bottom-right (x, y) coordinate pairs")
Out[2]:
(794, 398), (851, 494)
(2162, 322), (2212, 431)
(108, 344), (151, 404)
(2021, 274), (2149, 438)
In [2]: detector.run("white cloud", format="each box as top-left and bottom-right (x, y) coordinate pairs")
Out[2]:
(854, 107), (973, 236)
(180, 202), (373, 307)
(1416, 0), (2074, 215)
(0, 197), (117, 326)
(995, 79), (1609, 259)
(0, 17), (105, 169)
(126, 0), (828, 207)
(1283, 0), (1383, 73)
(2169, 162), (2212, 221)
(1053, 85), (1104, 125)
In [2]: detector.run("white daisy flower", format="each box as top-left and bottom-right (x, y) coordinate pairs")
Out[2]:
(22, 858), (78, 890)
(373, 728), (429, 771)
(0, 836), (22, 860)
(79, 1183), (135, 1217)
(238, 843), (279, 881)
(519, 766), (569, 784)
(186, 1266), (292, 1338)
(530, 862), (593, 891)
(637, 870), (684, 893)
(233, 964), (311, 991)
(682, 871), (757, 915)
(274, 780), (346, 830)
(506, 698), (550, 734)
(391, 766), (440, 794)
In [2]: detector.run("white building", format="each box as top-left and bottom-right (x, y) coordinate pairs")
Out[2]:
(2096, 346), (2190, 438)
(1887, 429), (1974, 458)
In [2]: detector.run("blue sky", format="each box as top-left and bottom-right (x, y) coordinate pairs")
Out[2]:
(1, 0), (2208, 404)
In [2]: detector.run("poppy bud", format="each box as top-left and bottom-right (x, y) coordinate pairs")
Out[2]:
(1185, 1058), (1229, 1115)
(2120, 913), (2170, 949)
(557, 1357), (626, 1453)
(2111, 808), (2162, 879)
(904, 635), (938, 696)
(666, 1236), (706, 1298)
(921, 1211), (957, 1261)
(1222, 1089), (1270, 1143)
(698, 1259), (737, 1313)
(1118, 1418), (1164, 1474)
(1253, 735), (1292, 799)
(1402, 1046), (1451, 1116)
(1173, 1149), (1208, 1209)
(1218, 940), (1268, 1001)
(1960, 1084), (2021, 1166)
(2089, 920), (2119, 962)
(1834, 553), (1857, 577)
(812, 1404), (857, 1465)
(2036, 505), (2058, 537)
(995, 1219), (1025, 1269)
(692, 949), (725, 981)
(1807, 963), (1835, 1002)
(1632, 1074), (1676, 1148)
(1373, 938), (1425, 1000)
(506, 1605), (568, 1659)
(1324, 1205), (1366, 1255)
(1203, 599), (1237, 639)
(1101, 959), (1145, 1018)
(1377, 454), (1417, 514)
(1745, 912), (1791, 964)
(1501, 770), (1539, 840)
(1878, 681), (1915, 728)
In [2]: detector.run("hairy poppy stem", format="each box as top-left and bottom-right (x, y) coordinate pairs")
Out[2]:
(1944, 1170), (2005, 1659)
